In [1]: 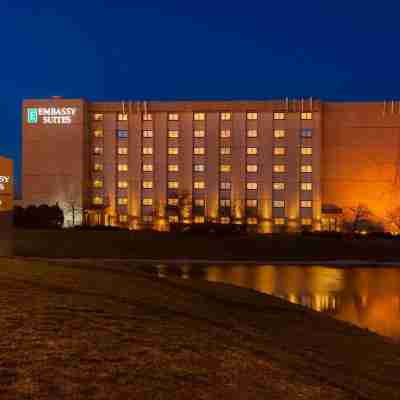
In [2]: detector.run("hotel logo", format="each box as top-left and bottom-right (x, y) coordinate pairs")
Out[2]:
(27, 108), (38, 124)
(26, 107), (77, 125)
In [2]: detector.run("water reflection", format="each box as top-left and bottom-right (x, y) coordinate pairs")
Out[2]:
(204, 265), (400, 340)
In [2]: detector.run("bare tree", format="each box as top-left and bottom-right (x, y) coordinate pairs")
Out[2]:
(347, 204), (372, 233)
(386, 206), (400, 232)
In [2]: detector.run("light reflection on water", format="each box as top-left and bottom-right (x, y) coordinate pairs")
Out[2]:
(166, 264), (400, 340)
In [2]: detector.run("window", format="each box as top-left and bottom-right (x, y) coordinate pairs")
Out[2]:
(247, 218), (258, 225)
(246, 165), (258, 173)
(194, 199), (205, 207)
(301, 128), (313, 138)
(194, 147), (205, 155)
(301, 147), (313, 155)
(142, 198), (153, 206)
(93, 146), (103, 155)
(168, 164), (179, 172)
(169, 215), (179, 223)
(301, 218), (312, 226)
(194, 130), (205, 138)
(301, 182), (312, 191)
(247, 182), (258, 190)
(168, 198), (178, 206)
(143, 216), (153, 223)
(221, 182), (231, 190)
(273, 182), (285, 190)
(143, 164), (153, 172)
(273, 112), (285, 120)
(221, 217), (230, 224)
(221, 112), (231, 120)
(194, 112), (205, 121)
(194, 216), (205, 224)
(117, 130), (128, 139)
(247, 130), (257, 138)
(301, 165), (313, 173)
(274, 218), (285, 225)
(194, 164), (205, 172)
(301, 112), (313, 120)
(168, 113), (179, 121)
(118, 197), (128, 205)
(168, 130), (179, 138)
(246, 199), (257, 208)
(220, 165), (231, 173)
(93, 180), (103, 188)
(94, 129), (103, 138)
(119, 215), (128, 223)
(143, 130), (153, 138)
(220, 199), (231, 207)
(273, 200), (285, 208)
(93, 196), (103, 205)
(93, 163), (103, 172)
(194, 181), (205, 190)
(220, 129), (231, 138)
(301, 200), (312, 208)
(118, 113), (128, 121)
(273, 164), (286, 173)
(247, 112), (258, 120)
(118, 181), (128, 189)
(220, 147), (231, 155)
(168, 181), (179, 189)
(273, 147), (286, 156)
(168, 147), (179, 155)
(143, 147), (153, 155)
(118, 164), (128, 172)
(143, 181), (153, 189)
(247, 147), (258, 155)
(93, 113), (103, 121)
(274, 129), (285, 138)
(143, 113), (152, 121)
(118, 147), (128, 155)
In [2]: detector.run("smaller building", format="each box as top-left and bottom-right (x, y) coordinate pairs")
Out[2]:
(0, 156), (14, 255)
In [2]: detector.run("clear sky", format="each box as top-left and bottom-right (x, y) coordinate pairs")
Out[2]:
(2, 0), (400, 192)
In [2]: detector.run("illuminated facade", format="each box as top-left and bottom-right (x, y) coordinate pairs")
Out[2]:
(22, 97), (400, 231)
(0, 156), (13, 230)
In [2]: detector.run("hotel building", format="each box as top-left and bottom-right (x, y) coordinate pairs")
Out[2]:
(22, 98), (400, 232)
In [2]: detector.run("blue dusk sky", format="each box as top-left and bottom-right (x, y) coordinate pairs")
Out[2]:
(1, 0), (400, 192)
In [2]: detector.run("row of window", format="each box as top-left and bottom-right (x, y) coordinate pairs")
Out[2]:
(93, 112), (313, 122)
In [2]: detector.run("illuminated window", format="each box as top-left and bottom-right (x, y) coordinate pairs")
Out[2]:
(301, 112), (313, 120)
(194, 164), (205, 172)
(273, 112), (285, 120)
(168, 164), (179, 172)
(168, 198), (178, 206)
(93, 113), (103, 121)
(143, 130), (153, 138)
(118, 181), (128, 189)
(94, 129), (103, 138)
(168, 147), (179, 155)
(247, 217), (258, 225)
(168, 181), (179, 189)
(118, 113), (128, 121)
(143, 164), (153, 172)
(247, 112), (258, 120)
(247, 182), (258, 190)
(221, 182), (231, 190)
(221, 112), (231, 120)
(301, 128), (313, 138)
(247, 130), (258, 138)
(143, 216), (153, 223)
(93, 196), (103, 205)
(118, 147), (128, 155)
(246, 199), (257, 207)
(194, 181), (205, 189)
(246, 165), (258, 173)
(273, 182), (285, 190)
(194, 130), (205, 138)
(274, 218), (285, 225)
(220, 129), (231, 138)
(143, 147), (153, 155)
(220, 147), (231, 155)
(273, 147), (286, 156)
(301, 147), (312, 155)
(273, 200), (285, 208)
(301, 165), (313, 173)
(301, 200), (312, 208)
(143, 181), (153, 189)
(194, 147), (205, 155)
(220, 199), (231, 207)
(93, 163), (103, 172)
(118, 197), (128, 205)
(247, 147), (258, 155)
(118, 164), (128, 172)
(168, 130), (179, 138)
(142, 198), (153, 206)
(143, 113), (152, 121)
(93, 146), (103, 155)
(93, 180), (103, 188)
(194, 112), (205, 121)
(194, 199), (205, 207)
(273, 164), (286, 173)
(274, 129), (285, 138)
(118, 130), (128, 139)
(169, 215), (179, 223)
(194, 216), (205, 224)
(168, 113), (179, 121)
(221, 217), (230, 224)
(220, 165), (231, 173)
(301, 218), (312, 225)
(119, 215), (128, 223)
(301, 182), (312, 191)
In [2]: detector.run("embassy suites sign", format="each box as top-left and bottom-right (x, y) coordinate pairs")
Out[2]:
(27, 107), (78, 125)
